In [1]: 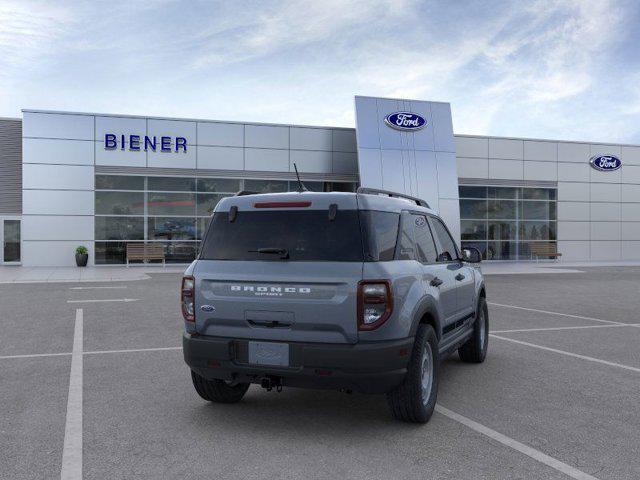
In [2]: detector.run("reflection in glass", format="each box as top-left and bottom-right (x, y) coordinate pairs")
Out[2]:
(95, 217), (144, 240)
(95, 175), (144, 190)
(95, 192), (144, 215)
(147, 193), (196, 216)
(459, 186), (487, 199)
(147, 217), (196, 240)
(460, 200), (487, 219)
(244, 179), (288, 193)
(488, 221), (516, 240)
(487, 187), (517, 199)
(461, 220), (487, 240)
(488, 200), (516, 219)
(197, 178), (241, 193)
(3, 220), (20, 262)
(196, 193), (227, 216)
(147, 177), (196, 192)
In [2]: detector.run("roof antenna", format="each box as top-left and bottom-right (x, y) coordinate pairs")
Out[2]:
(293, 163), (308, 192)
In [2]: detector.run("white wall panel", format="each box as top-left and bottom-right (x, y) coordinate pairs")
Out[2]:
(557, 222), (589, 240)
(622, 223), (640, 240)
(95, 144), (146, 167)
(376, 98), (405, 151)
(622, 184), (640, 204)
(590, 203), (621, 222)
(590, 183), (620, 202)
(488, 159), (523, 180)
(524, 161), (557, 181)
(23, 164), (94, 190)
(590, 222), (620, 240)
(357, 148), (382, 188)
(147, 149), (195, 169)
(455, 136), (488, 158)
(438, 198), (461, 246)
(22, 241), (94, 267)
(244, 148), (289, 171)
(332, 152), (358, 174)
(23, 190), (95, 215)
(95, 116), (146, 143)
(23, 112), (94, 140)
(622, 203), (640, 221)
(436, 152), (459, 199)
(380, 150), (405, 191)
(558, 162), (590, 182)
(590, 166), (621, 184)
(414, 150), (438, 210)
(621, 146), (640, 166)
(457, 157), (488, 179)
(430, 102), (455, 153)
(558, 202), (589, 221)
(147, 119), (196, 143)
(489, 139), (523, 160)
(622, 165), (640, 183)
(22, 215), (93, 241)
(332, 130), (357, 152)
(245, 125), (289, 149)
(591, 144), (621, 157)
(524, 141), (557, 161)
(406, 99), (435, 152)
(197, 146), (243, 170)
(290, 150), (332, 174)
(622, 241), (640, 259)
(590, 241), (621, 261)
(197, 122), (243, 147)
(557, 142), (590, 163)
(23, 138), (94, 166)
(290, 128), (332, 151)
(557, 241), (589, 261)
(558, 182), (589, 202)
(354, 97), (380, 150)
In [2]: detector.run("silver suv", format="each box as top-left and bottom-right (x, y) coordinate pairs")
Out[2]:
(182, 187), (488, 423)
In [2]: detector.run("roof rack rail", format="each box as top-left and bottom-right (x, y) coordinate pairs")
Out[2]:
(234, 190), (258, 196)
(356, 187), (430, 208)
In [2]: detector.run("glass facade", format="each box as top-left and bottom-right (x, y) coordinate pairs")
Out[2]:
(459, 186), (557, 260)
(94, 175), (357, 264)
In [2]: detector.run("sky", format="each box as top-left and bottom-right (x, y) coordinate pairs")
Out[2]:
(1, 0), (639, 143)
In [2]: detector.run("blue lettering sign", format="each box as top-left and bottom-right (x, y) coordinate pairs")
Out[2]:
(161, 136), (171, 152)
(129, 135), (140, 151)
(103, 133), (188, 153)
(145, 136), (156, 151)
(176, 137), (187, 153)
(105, 134), (117, 149)
(589, 155), (621, 171)
(384, 112), (427, 131)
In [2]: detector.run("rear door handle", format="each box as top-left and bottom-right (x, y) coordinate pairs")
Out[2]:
(430, 277), (443, 287)
(455, 273), (465, 281)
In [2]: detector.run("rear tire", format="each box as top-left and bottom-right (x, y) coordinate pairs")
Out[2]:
(459, 297), (489, 363)
(386, 324), (438, 423)
(191, 370), (250, 403)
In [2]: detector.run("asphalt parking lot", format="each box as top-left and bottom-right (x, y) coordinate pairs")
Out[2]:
(2, 267), (640, 479)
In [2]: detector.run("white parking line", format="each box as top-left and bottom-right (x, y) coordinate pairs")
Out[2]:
(488, 302), (625, 326)
(69, 286), (127, 290)
(492, 323), (640, 334)
(84, 346), (181, 355)
(491, 334), (640, 373)
(66, 298), (138, 304)
(61, 308), (83, 480)
(436, 405), (599, 480)
(0, 352), (72, 360)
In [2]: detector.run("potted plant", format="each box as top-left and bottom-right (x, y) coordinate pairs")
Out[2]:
(75, 246), (88, 267)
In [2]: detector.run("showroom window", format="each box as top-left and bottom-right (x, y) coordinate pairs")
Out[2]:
(94, 175), (357, 264)
(459, 186), (557, 260)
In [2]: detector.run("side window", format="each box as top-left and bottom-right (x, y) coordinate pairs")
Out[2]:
(413, 215), (438, 263)
(429, 217), (459, 262)
(396, 213), (416, 260)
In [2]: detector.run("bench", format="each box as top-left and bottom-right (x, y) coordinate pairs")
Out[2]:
(530, 243), (562, 262)
(126, 243), (165, 267)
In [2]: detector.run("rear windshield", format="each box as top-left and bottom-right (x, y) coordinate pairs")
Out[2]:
(199, 209), (400, 262)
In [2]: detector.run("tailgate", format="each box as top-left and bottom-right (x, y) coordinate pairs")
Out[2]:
(194, 260), (362, 344)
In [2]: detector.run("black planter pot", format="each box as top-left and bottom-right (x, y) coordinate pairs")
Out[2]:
(75, 253), (88, 267)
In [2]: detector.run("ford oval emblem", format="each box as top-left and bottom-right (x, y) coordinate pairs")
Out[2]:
(384, 112), (427, 131)
(200, 305), (215, 312)
(590, 155), (621, 171)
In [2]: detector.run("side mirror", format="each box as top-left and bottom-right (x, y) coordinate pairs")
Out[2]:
(462, 247), (482, 263)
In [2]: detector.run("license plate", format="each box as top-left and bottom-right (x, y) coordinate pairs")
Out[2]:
(248, 341), (289, 367)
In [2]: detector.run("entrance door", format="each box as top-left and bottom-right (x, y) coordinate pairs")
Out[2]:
(1, 218), (21, 264)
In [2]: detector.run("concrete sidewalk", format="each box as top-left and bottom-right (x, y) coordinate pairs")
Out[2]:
(481, 259), (640, 275)
(0, 265), (186, 283)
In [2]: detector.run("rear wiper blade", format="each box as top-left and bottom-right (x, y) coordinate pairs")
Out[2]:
(249, 247), (290, 259)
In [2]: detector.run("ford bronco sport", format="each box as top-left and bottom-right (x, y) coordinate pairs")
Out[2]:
(182, 187), (488, 423)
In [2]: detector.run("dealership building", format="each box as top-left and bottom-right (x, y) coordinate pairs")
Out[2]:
(0, 95), (639, 267)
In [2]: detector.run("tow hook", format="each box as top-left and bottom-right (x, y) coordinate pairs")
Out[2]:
(260, 376), (283, 392)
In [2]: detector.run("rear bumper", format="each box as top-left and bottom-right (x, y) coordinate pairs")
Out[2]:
(183, 332), (413, 394)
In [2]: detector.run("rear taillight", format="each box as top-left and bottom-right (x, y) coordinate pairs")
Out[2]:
(181, 276), (195, 322)
(357, 280), (393, 331)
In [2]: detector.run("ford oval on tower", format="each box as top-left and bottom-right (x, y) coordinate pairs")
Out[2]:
(589, 155), (622, 172)
(384, 112), (427, 131)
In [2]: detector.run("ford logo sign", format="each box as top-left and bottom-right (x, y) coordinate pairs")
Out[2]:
(200, 305), (215, 312)
(384, 112), (427, 131)
(590, 155), (621, 171)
